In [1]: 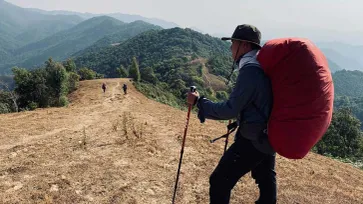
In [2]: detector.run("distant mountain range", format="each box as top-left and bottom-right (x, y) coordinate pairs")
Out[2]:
(27, 8), (179, 29)
(316, 42), (363, 72)
(13, 16), (161, 70)
(0, 1), (164, 73)
(0, 0), (82, 48)
(1, 0), (363, 75)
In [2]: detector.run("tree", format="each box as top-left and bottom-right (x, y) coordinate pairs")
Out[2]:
(316, 108), (363, 158)
(169, 79), (186, 98)
(95, 73), (104, 79)
(30, 68), (49, 108)
(12, 67), (35, 108)
(191, 53), (198, 60)
(10, 58), (79, 111)
(0, 80), (19, 112)
(64, 58), (77, 72)
(45, 62), (69, 106)
(68, 72), (80, 93)
(116, 65), (128, 78)
(171, 79), (186, 90)
(78, 67), (96, 81)
(141, 67), (158, 84)
(0, 102), (10, 114)
(129, 57), (141, 82)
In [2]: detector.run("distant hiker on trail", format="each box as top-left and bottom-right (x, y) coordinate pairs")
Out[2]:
(102, 83), (107, 93)
(122, 83), (128, 95)
(187, 25), (276, 204)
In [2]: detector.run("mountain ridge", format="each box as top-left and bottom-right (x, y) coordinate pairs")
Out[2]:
(0, 16), (161, 73)
(26, 6), (179, 29)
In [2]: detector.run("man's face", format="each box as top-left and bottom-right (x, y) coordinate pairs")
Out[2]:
(230, 40), (249, 61)
(230, 40), (239, 59)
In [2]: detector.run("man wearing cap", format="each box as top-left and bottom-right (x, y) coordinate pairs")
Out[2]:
(187, 24), (276, 204)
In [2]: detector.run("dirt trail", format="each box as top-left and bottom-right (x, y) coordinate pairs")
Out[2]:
(1, 78), (363, 204)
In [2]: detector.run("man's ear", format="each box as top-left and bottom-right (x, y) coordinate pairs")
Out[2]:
(241, 42), (249, 49)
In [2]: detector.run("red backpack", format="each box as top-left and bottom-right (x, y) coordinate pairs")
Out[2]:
(257, 38), (334, 159)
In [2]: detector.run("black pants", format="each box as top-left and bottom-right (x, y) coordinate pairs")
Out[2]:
(209, 137), (277, 204)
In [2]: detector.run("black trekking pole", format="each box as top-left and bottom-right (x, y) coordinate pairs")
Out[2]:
(210, 120), (237, 154)
(172, 86), (197, 204)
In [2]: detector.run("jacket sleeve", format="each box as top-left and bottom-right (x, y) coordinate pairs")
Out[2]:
(197, 67), (261, 122)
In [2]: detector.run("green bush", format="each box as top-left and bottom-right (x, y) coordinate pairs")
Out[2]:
(134, 82), (182, 109)
(9, 58), (80, 112)
(315, 108), (363, 161)
(68, 72), (80, 93)
(59, 96), (69, 107)
(116, 65), (128, 78)
(141, 67), (158, 84)
(28, 102), (38, 111)
(78, 67), (97, 80)
(64, 59), (77, 72)
(129, 57), (141, 82)
(0, 103), (10, 114)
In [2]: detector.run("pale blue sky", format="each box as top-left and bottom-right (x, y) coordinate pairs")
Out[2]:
(7, 0), (363, 43)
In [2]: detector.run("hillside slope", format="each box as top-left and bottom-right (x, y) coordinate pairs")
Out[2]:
(75, 28), (231, 77)
(73, 20), (162, 57)
(0, 79), (362, 203)
(333, 70), (363, 97)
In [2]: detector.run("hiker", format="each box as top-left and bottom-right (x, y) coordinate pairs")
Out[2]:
(102, 83), (107, 93)
(122, 83), (128, 94)
(187, 25), (276, 204)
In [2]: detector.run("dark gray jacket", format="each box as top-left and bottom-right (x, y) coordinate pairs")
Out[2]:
(196, 52), (275, 154)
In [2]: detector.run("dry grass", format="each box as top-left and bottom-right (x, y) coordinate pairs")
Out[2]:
(202, 67), (228, 92)
(80, 127), (87, 149)
(0, 78), (362, 203)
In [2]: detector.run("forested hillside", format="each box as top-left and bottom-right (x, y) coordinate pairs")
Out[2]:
(75, 28), (232, 106)
(74, 21), (162, 57)
(333, 70), (363, 97)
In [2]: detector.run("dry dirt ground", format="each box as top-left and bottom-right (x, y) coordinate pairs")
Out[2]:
(1, 78), (363, 204)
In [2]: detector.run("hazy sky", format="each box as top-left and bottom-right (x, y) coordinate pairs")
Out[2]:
(7, 0), (363, 43)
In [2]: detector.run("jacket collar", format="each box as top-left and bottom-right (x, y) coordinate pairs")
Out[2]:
(238, 50), (260, 70)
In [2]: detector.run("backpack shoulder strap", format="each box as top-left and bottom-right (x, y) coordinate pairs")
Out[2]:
(243, 64), (269, 122)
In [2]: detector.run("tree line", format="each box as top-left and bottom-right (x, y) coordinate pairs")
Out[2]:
(0, 58), (102, 113)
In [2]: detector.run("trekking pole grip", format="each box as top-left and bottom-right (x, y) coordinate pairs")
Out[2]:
(190, 86), (196, 93)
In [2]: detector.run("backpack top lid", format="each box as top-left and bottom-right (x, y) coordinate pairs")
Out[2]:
(257, 38), (334, 159)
